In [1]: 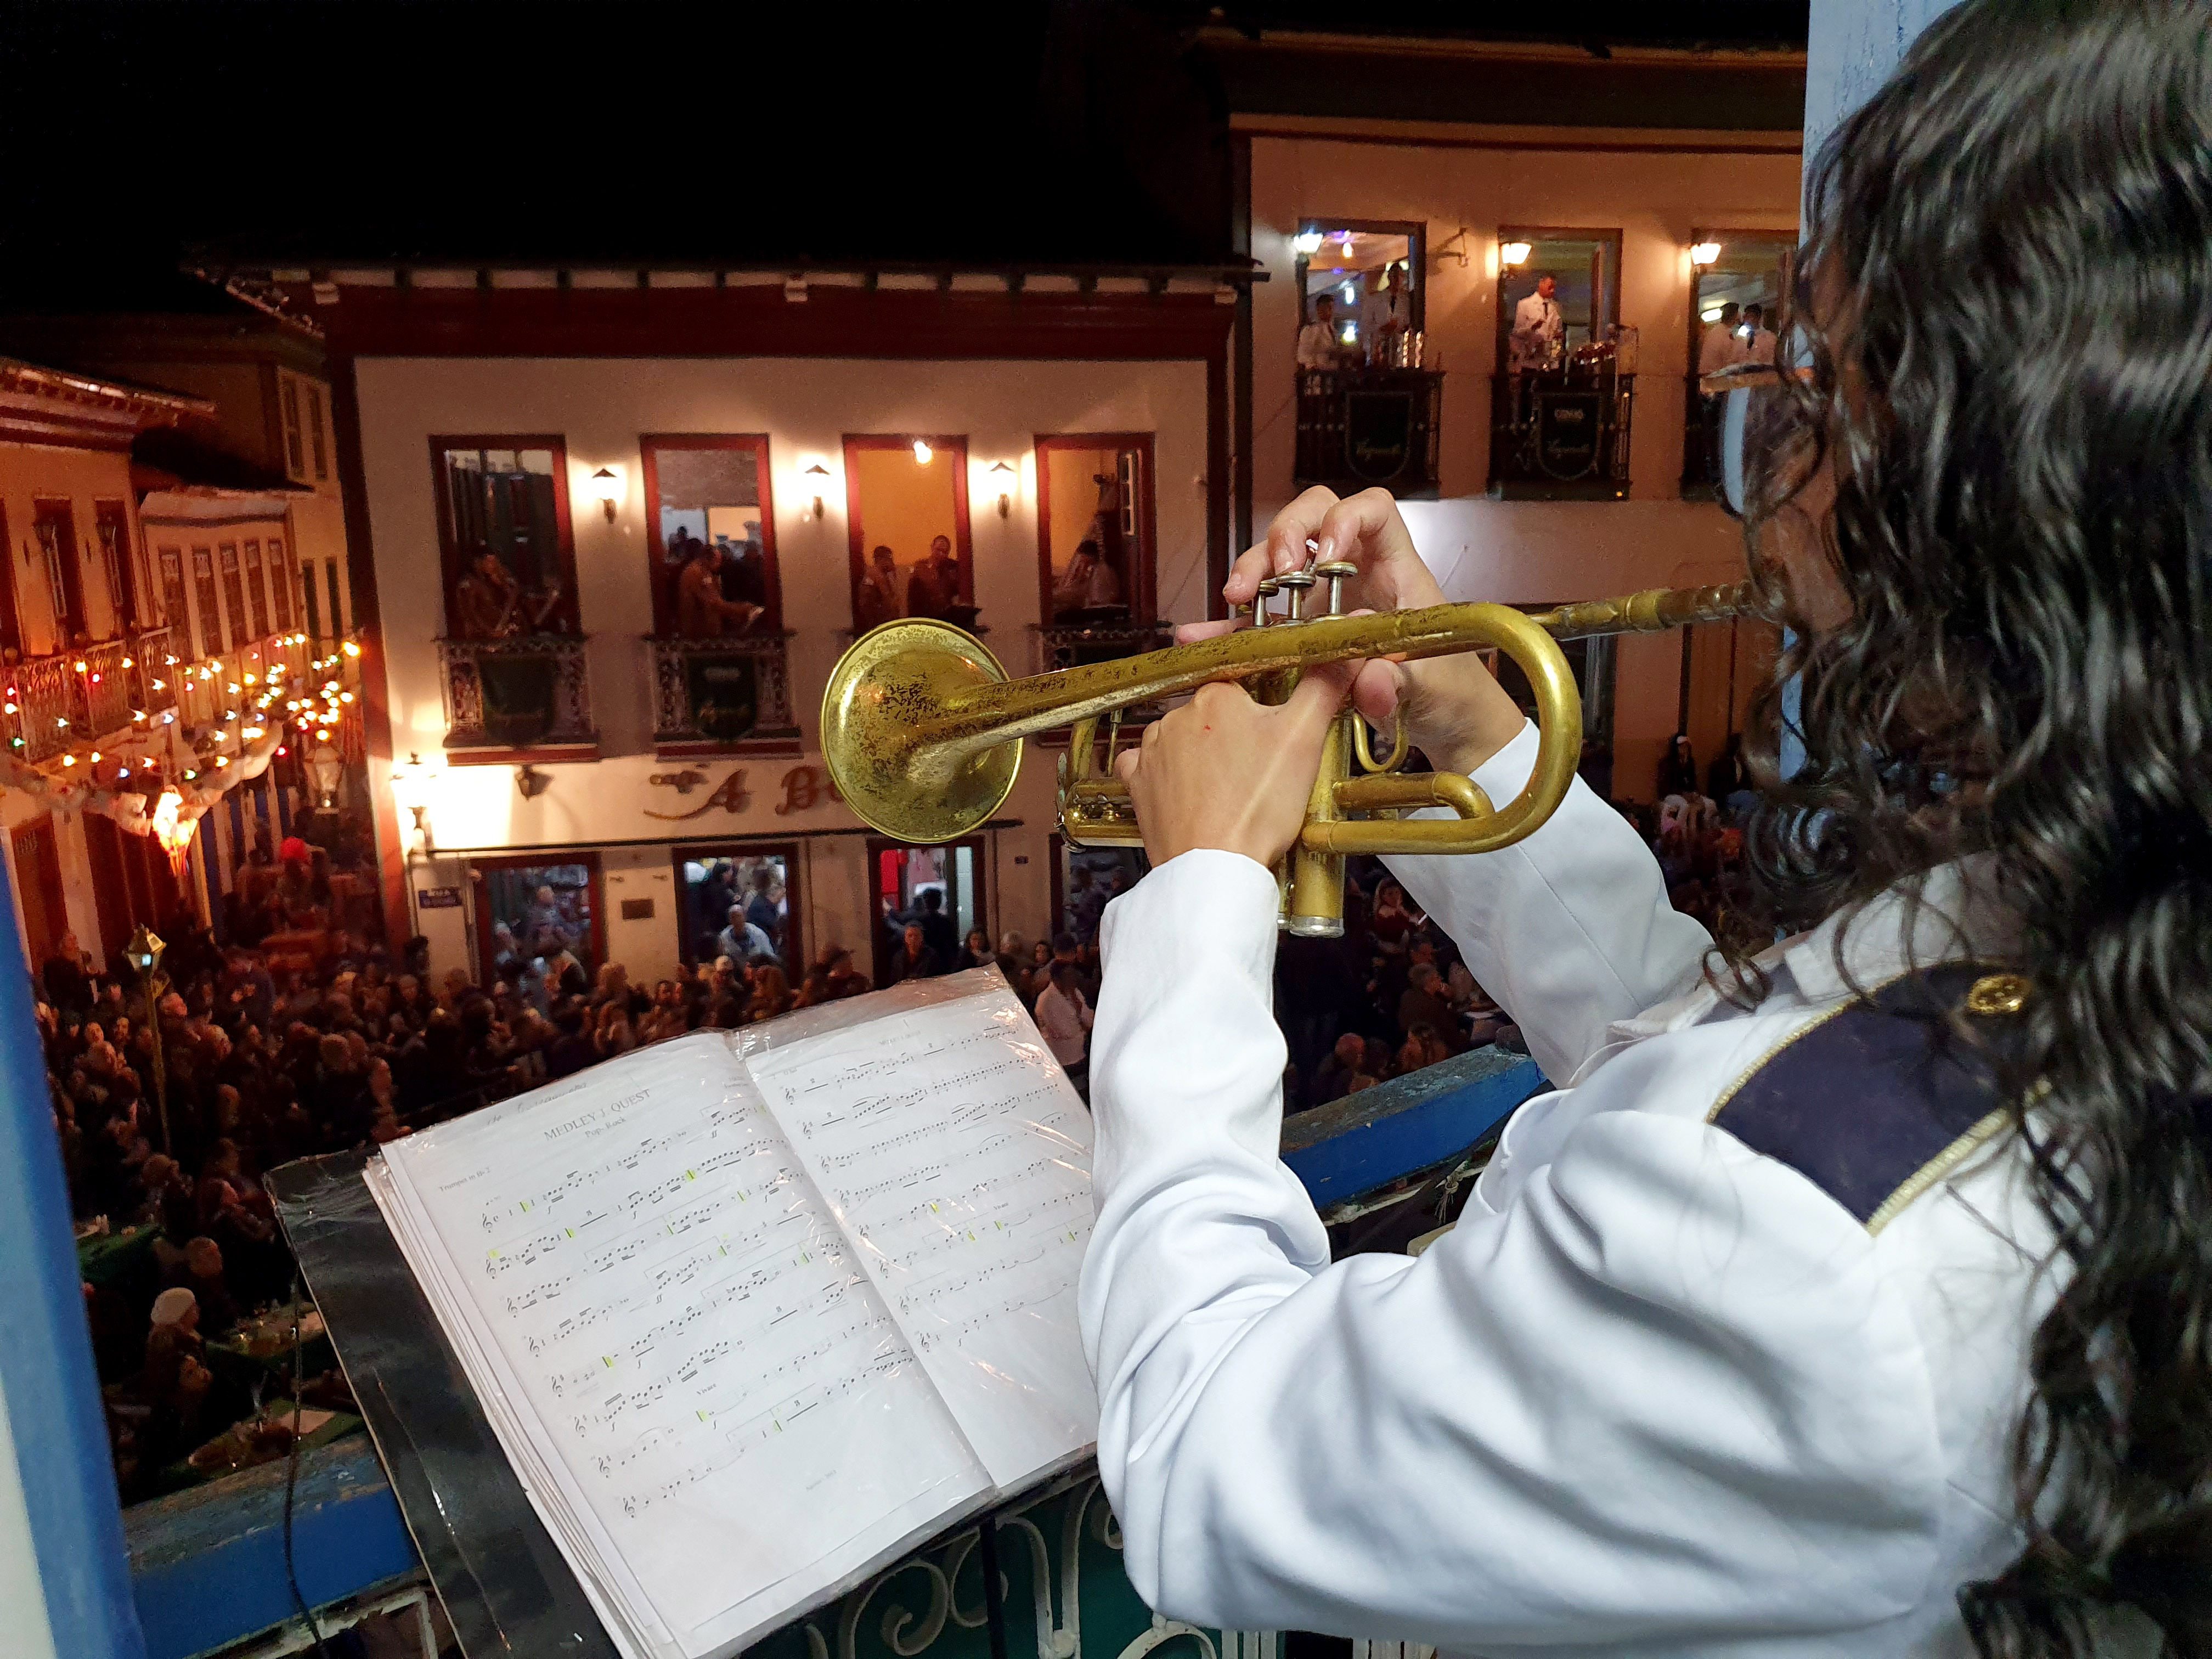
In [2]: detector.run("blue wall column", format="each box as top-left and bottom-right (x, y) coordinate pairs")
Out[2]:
(0, 856), (149, 1657)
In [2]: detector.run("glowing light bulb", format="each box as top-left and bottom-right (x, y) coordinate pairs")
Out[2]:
(911, 438), (933, 465)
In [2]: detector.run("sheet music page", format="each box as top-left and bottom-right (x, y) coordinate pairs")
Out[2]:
(744, 980), (1097, 1488)
(373, 1031), (989, 1658)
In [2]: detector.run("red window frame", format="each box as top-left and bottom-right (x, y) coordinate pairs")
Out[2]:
(840, 434), (974, 633)
(1032, 433), (1159, 623)
(428, 435), (581, 637)
(639, 434), (783, 634)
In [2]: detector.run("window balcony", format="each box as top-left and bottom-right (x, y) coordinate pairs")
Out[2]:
(1487, 368), (1636, 501)
(438, 633), (598, 762)
(646, 631), (802, 757)
(1294, 367), (1444, 499)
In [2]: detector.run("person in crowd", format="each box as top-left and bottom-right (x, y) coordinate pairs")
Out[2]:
(992, 931), (1028, 992)
(1295, 293), (1344, 370)
(956, 928), (994, 973)
(906, 887), (958, 964)
(1509, 272), (1562, 373)
(743, 867), (783, 958)
(887, 922), (944, 985)
(716, 903), (775, 967)
(747, 962), (793, 1023)
(1656, 731), (1699, 797)
(1307, 1032), (1369, 1109)
(43, 930), (92, 1015)
(1395, 963), (1459, 1054)
(855, 544), (903, 633)
(1033, 960), (1094, 1099)
(1697, 300), (1745, 375)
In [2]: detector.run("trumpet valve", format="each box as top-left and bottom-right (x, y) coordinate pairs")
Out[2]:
(1254, 575), (1282, 627)
(1276, 569), (1317, 621)
(1314, 560), (1358, 617)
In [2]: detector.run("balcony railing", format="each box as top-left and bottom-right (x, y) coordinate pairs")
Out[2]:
(647, 632), (801, 754)
(4, 625), (305, 764)
(1488, 367), (1635, 500)
(1031, 618), (1172, 676)
(1294, 367), (1444, 499)
(439, 634), (597, 759)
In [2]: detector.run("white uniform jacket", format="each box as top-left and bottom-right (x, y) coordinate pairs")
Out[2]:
(1081, 722), (2062, 1658)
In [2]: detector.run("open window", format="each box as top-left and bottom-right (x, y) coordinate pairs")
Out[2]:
(1291, 219), (1425, 369)
(1490, 228), (1634, 500)
(642, 435), (799, 755)
(843, 435), (975, 635)
(471, 852), (605, 979)
(430, 437), (594, 760)
(430, 438), (579, 640)
(1683, 230), (1797, 495)
(1290, 219), (1442, 499)
(1031, 435), (1164, 674)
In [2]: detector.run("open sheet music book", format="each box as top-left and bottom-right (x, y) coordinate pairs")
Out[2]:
(365, 970), (1097, 1659)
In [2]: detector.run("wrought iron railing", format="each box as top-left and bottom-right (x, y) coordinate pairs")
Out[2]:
(1488, 368), (1636, 500)
(1030, 620), (1173, 677)
(131, 627), (177, 716)
(8, 652), (75, 762)
(647, 631), (800, 750)
(1294, 366), (1444, 499)
(439, 633), (597, 754)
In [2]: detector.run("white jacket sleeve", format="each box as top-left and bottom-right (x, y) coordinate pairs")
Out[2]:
(1081, 853), (1946, 1651)
(1384, 721), (1713, 1085)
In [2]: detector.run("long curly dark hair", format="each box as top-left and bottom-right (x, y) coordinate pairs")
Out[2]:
(1736, 2), (2212, 1652)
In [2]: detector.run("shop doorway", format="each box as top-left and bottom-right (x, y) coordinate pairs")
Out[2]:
(470, 853), (604, 981)
(670, 843), (800, 970)
(865, 837), (985, 986)
(1048, 838), (1148, 950)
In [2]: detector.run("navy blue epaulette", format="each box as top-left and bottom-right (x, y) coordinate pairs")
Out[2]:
(1707, 964), (2029, 1235)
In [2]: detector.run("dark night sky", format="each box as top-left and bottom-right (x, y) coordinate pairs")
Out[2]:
(0, 0), (1805, 307)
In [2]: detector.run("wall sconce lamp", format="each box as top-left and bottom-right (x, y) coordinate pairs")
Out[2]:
(590, 466), (623, 523)
(515, 763), (550, 800)
(1290, 228), (1324, 257)
(804, 462), (831, 520)
(989, 461), (1016, 518)
(389, 750), (435, 850)
(1690, 240), (1724, 268)
(1499, 240), (1533, 268)
(911, 438), (933, 466)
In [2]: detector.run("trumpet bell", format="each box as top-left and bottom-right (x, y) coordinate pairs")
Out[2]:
(821, 618), (1024, 844)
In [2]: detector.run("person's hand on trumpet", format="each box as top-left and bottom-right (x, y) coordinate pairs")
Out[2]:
(1182, 487), (1527, 779)
(1115, 487), (1528, 868)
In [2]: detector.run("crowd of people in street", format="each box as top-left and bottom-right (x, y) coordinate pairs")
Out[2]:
(41, 742), (1754, 1500)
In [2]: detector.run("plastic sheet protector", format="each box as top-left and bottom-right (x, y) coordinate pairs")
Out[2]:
(365, 969), (1097, 1659)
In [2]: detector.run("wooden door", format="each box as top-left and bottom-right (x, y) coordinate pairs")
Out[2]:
(10, 817), (68, 969)
(80, 813), (135, 968)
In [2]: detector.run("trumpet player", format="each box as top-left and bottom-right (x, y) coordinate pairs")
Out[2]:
(1079, 3), (2210, 1654)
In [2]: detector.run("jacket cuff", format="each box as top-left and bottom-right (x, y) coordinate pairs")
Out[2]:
(1469, 719), (1542, 804)
(1098, 848), (1279, 999)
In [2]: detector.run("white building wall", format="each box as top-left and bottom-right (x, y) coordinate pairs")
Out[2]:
(354, 356), (1210, 972)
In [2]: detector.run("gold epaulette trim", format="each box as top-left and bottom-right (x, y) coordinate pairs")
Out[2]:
(1863, 1107), (2013, 1237)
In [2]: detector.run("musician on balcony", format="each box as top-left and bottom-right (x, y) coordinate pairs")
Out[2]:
(675, 539), (763, 637)
(1296, 294), (1346, 370)
(454, 549), (565, 640)
(1052, 537), (1123, 619)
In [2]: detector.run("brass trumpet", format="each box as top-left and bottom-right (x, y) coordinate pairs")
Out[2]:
(822, 572), (1756, 937)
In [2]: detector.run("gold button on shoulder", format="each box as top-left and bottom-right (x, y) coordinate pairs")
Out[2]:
(1965, 972), (2031, 1017)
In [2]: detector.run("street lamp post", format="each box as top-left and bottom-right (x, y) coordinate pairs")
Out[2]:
(123, 923), (171, 1153)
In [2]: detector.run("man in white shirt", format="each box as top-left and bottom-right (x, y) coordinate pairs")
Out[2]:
(1698, 300), (1746, 375)
(1032, 960), (1093, 1097)
(1359, 263), (1413, 349)
(1295, 294), (1342, 370)
(1741, 301), (1779, 366)
(1508, 273), (1562, 372)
